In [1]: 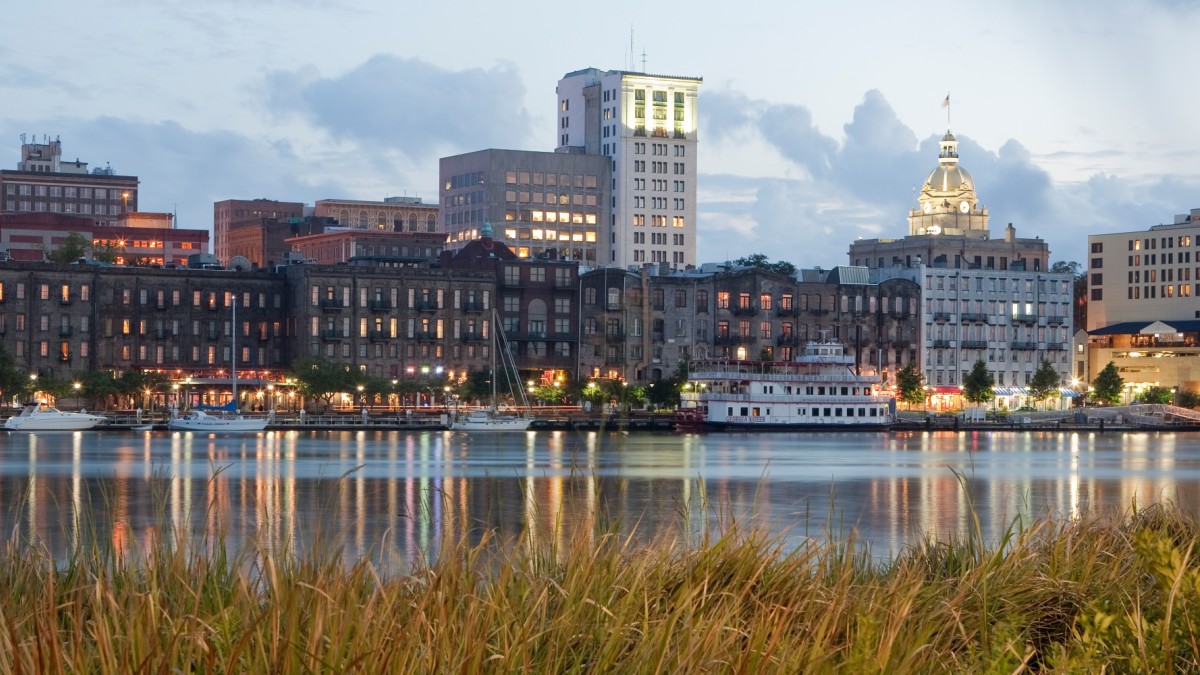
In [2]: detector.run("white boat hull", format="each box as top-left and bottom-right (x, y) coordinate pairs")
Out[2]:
(449, 411), (534, 432)
(4, 405), (106, 431)
(168, 411), (267, 432)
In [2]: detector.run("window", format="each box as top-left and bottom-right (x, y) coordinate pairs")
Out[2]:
(1091, 288), (1103, 301)
(1091, 258), (1103, 269)
(717, 291), (729, 309)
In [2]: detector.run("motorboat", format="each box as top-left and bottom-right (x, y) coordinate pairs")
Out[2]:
(4, 403), (107, 431)
(167, 409), (267, 432)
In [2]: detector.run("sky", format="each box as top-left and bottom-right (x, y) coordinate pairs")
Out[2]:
(2, 0), (1198, 269)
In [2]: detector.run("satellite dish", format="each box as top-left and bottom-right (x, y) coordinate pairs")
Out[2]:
(229, 255), (252, 272)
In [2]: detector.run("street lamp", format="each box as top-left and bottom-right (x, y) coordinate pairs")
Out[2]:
(121, 191), (130, 213)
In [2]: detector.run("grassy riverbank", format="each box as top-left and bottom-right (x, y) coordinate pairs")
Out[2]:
(2, 505), (1199, 672)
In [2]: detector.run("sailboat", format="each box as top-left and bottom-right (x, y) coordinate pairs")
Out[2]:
(169, 296), (268, 433)
(449, 311), (534, 432)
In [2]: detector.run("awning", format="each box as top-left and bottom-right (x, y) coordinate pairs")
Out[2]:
(1058, 387), (1081, 397)
(1089, 319), (1200, 336)
(994, 387), (1029, 396)
(932, 386), (960, 394)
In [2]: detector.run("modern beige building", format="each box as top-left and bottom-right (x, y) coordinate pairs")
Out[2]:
(557, 68), (701, 269)
(1086, 208), (1200, 394)
(849, 129), (1073, 406)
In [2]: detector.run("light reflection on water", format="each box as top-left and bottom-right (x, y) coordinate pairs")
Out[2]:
(2, 429), (1199, 566)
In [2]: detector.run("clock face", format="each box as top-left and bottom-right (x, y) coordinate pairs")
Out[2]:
(959, 201), (970, 213)
(923, 203), (932, 214)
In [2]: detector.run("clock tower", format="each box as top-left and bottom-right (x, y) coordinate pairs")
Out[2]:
(907, 131), (990, 239)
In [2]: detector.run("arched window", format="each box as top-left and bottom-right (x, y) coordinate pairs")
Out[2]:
(357, 211), (368, 228)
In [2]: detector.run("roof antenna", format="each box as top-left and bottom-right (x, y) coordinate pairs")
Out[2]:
(629, 26), (634, 71)
(641, 48), (647, 73)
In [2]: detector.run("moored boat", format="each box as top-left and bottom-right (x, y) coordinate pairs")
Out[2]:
(4, 403), (107, 431)
(676, 339), (895, 431)
(167, 409), (267, 433)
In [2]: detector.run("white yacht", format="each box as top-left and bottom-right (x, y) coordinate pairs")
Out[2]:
(167, 409), (267, 433)
(448, 310), (535, 432)
(676, 339), (895, 431)
(4, 403), (107, 431)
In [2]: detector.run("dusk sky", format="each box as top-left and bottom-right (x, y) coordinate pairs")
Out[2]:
(3, 0), (1197, 269)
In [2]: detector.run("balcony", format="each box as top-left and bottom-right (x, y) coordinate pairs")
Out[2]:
(415, 300), (439, 312)
(368, 299), (393, 312)
(207, 330), (220, 340)
(891, 340), (911, 348)
(153, 329), (168, 340)
(59, 326), (73, 337)
(960, 312), (988, 322)
(321, 329), (344, 341)
(932, 312), (953, 323)
(368, 330), (390, 342)
(1011, 313), (1038, 324)
(714, 333), (751, 345)
(154, 303), (166, 311)
(776, 306), (798, 317)
(776, 334), (798, 346)
(513, 331), (548, 341)
(932, 339), (953, 349)
(732, 304), (757, 316)
(961, 340), (988, 350)
(414, 331), (438, 341)
(808, 308), (830, 316)
(603, 333), (626, 343)
(1046, 315), (1067, 325)
(59, 352), (71, 363)
(463, 301), (485, 313)
(461, 331), (486, 342)
(320, 298), (342, 313)
(1046, 342), (1067, 351)
(1010, 341), (1038, 350)
(59, 297), (71, 306)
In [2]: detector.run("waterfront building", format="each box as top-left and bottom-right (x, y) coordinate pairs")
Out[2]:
(226, 215), (331, 269)
(0, 261), (287, 388)
(1, 136), (138, 227)
(282, 261), (494, 386)
(1086, 208), (1200, 395)
(0, 212), (208, 266)
(579, 262), (920, 386)
(439, 149), (610, 264)
(556, 68), (701, 269)
(440, 224), (580, 385)
(848, 129), (1074, 406)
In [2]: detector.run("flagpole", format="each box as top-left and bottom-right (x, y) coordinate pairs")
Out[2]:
(943, 93), (951, 130)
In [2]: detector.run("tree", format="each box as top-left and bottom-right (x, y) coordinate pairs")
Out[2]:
(734, 253), (798, 277)
(1135, 386), (1173, 405)
(1178, 390), (1200, 409)
(92, 242), (122, 265)
(290, 356), (354, 411)
(962, 360), (995, 406)
(453, 370), (493, 405)
(45, 232), (91, 264)
(532, 384), (565, 406)
(895, 364), (926, 407)
(1051, 260), (1086, 330)
(1028, 360), (1061, 408)
(0, 344), (33, 403)
(1091, 362), (1124, 406)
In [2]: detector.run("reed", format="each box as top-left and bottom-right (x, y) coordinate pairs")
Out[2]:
(1, 498), (1199, 672)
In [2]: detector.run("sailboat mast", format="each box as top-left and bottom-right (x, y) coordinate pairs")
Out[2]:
(231, 295), (238, 411)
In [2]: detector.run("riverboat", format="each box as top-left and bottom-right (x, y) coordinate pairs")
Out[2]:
(675, 339), (895, 431)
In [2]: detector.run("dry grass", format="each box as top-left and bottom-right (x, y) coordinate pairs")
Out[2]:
(1, 499), (1200, 673)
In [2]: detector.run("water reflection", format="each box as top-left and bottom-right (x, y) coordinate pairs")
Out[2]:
(2, 429), (1200, 566)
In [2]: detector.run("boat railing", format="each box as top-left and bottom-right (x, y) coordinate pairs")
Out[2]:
(682, 392), (894, 404)
(687, 371), (880, 384)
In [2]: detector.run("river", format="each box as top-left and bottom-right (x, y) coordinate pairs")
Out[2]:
(2, 429), (1198, 565)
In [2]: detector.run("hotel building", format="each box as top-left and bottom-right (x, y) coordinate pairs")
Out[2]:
(556, 68), (701, 269)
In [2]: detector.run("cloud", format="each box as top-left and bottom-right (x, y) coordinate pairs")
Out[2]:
(264, 55), (535, 160)
(696, 87), (1200, 270)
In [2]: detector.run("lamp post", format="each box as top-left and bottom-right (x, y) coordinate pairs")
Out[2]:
(121, 191), (130, 213)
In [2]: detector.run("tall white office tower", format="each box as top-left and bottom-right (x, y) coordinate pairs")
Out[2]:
(556, 68), (701, 269)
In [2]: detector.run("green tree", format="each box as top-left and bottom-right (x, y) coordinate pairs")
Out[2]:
(92, 242), (122, 265)
(1051, 260), (1086, 330)
(291, 356), (354, 411)
(734, 253), (798, 277)
(1135, 386), (1174, 405)
(1028, 360), (1061, 408)
(962, 360), (995, 406)
(79, 370), (121, 410)
(453, 370), (493, 405)
(532, 384), (565, 406)
(45, 232), (91, 264)
(1091, 362), (1124, 406)
(895, 364), (926, 407)
(0, 344), (33, 403)
(1178, 390), (1200, 409)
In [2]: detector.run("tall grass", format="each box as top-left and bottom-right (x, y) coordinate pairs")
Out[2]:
(2, 496), (1200, 672)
